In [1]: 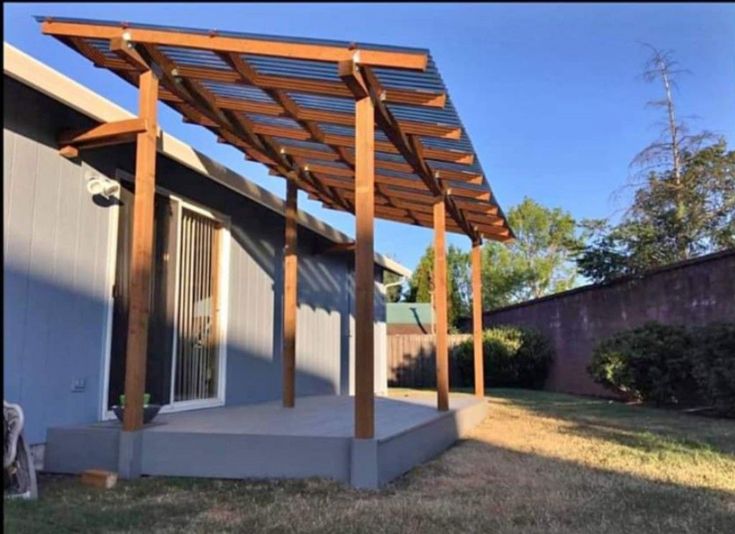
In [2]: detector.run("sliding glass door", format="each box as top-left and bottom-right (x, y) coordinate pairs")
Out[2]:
(172, 207), (222, 404)
(108, 181), (226, 412)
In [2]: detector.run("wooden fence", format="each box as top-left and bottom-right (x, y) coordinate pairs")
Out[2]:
(387, 334), (472, 388)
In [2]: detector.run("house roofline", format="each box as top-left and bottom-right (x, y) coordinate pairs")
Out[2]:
(3, 42), (411, 278)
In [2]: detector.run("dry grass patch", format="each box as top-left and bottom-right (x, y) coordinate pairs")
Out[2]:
(5, 389), (734, 533)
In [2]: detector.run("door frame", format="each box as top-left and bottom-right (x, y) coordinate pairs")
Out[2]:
(164, 196), (230, 413)
(100, 170), (230, 420)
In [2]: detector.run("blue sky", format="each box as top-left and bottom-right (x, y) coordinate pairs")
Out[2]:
(5, 3), (734, 271)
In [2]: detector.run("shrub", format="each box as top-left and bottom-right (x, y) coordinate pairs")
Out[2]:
(455, 326), (554, 389)
(588, 322), (697, 406)
(690, 323), (735, 417)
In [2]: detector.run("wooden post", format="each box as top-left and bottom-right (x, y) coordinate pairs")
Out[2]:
(122, 70), (159, 431)
(472, 241), (485, 397)
(282, 178), (298, 407)
(354, 93), (375, 439)
(434, 198), (449, 411)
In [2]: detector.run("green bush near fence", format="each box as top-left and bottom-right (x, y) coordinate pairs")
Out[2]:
(455, 326), (554, 389)
(589, 321), (735, 416)
(690, 323), (735, 417)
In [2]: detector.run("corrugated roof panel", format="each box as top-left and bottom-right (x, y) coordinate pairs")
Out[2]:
(37, 14), (512, 239)
(248, 114), (302, 129)
(201, 81), (275, 102)
(288, 93), (354, 113)
(159, 46), (231, 70)
(243, 54), (340, 81)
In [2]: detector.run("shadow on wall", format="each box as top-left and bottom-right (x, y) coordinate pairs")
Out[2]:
(4, 263), (108, 445)
(3, 260), (339, 445)
(4, 76), (387, 443)
(388, 342), (466, 389)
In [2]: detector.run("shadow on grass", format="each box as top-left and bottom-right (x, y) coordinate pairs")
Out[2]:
(6, 436), (735, 534)
(486, 388), (735, 456)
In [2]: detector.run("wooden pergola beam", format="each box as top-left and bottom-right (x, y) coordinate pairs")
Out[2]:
(296, 108), (461, 139)
(247, 123), (473, 164)
(434, 198), (449, 411)
(171, 66), (447, 107)
(122, 69), (159, 432)
(282, 178), (298, 407)
(43, 19), (514, 242)
(434, 169), (484, 185)
(58, 118), (148, 154)
(222, 51), (359, 212)
(140, 43), (351, 212)
(110, 36), (149, 71)
(42, 20), (430, 70)
(354, 93), (375, 440)
(306, 163), (494, 202)
(339, 59), (481, 242)
(471, 241), (485, 397)
(321, 187), (509, 236)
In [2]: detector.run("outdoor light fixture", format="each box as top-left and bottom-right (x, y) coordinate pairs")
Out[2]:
(86, 173), (120, 200)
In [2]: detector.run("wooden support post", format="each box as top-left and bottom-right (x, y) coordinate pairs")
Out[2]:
(354, 93), (375, 439)
(434, 198), (449, 411)
(122, 70), (159, 432)
(282, 178), (298, 407)
(472, 241), (485, 397)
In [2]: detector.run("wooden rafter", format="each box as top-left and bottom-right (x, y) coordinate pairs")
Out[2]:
(58, 117), (148, 154)
(338, 59), (482, 241)
(140, 42), (352, 211)
(221, 51), (356, 210)
(42, 19), (429, 69)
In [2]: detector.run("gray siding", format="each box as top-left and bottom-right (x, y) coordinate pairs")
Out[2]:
(4, 76), (389, 444)
(4, 80), (114, 444)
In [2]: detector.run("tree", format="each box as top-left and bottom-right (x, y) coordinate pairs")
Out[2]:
(406, 245), (466, 328)
(577, 142), (735, 282)
(482, 197), (581, 307)
(383, 270), (405, 303)
(407, 198), (581, 318)
(629, 44), (716, 258)
(576, 45), (734, 283)
(632, 45), (713, 183)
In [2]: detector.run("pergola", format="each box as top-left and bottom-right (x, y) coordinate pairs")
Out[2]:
(40, 16), (513, 441)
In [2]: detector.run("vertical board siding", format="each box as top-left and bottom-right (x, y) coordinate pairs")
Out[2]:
(4, 82), (114, 444)
(387, 334), (471, 388)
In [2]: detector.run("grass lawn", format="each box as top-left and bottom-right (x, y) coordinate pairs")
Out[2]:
(5, 389), (735, 533)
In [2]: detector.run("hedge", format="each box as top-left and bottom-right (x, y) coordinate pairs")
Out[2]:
(455, 325), (554, 389)
(589, 321), (735, 416)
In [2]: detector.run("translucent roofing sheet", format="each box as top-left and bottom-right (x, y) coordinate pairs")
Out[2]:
(36, 14), (512, 240)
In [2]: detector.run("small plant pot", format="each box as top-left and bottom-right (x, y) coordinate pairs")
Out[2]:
(112, 404), (162, 425)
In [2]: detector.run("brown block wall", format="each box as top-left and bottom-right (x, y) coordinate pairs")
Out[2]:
(484, 250), (735, 397)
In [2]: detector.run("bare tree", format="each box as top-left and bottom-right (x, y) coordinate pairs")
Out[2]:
(631, 44), (713, 181)
(627, 44), (714, 257)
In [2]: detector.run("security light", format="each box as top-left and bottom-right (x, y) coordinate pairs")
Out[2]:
(86, 174), (120, 199)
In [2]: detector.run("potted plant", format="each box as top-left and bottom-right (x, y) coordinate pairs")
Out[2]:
(112, 393), (161, 425)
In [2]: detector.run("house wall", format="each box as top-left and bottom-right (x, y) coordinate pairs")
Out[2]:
(4, 75), (388, 444)
(4, 78), (115, 445)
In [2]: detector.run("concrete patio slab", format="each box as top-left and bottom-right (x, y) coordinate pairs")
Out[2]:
(45, 391), (489, 489)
